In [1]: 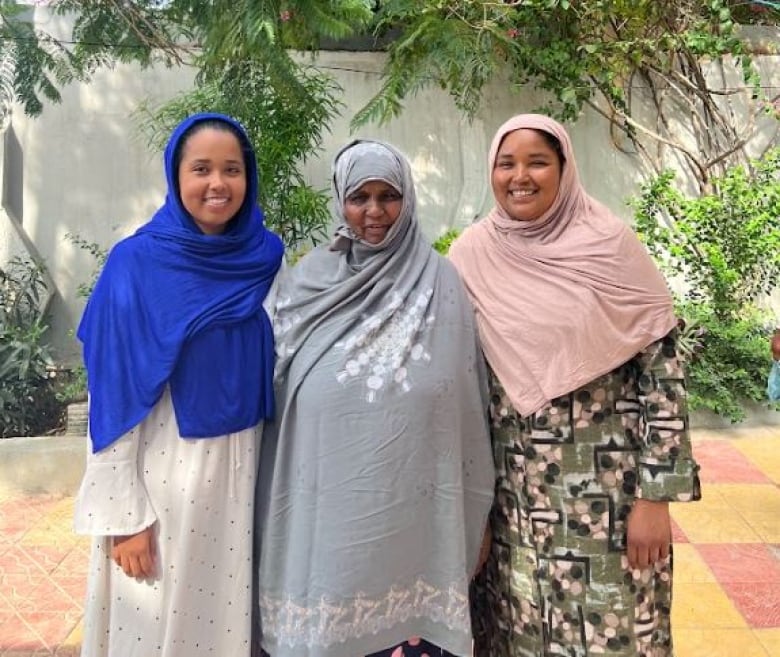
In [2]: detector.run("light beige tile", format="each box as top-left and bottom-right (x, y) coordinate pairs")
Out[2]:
(673, 544), (717, 583)
(710, 483), (780, 515)
(673, 628), (769, 657)
(672, 582), (748, 629)
(671, 496), (762, 544)
(755, 628), (780, 657)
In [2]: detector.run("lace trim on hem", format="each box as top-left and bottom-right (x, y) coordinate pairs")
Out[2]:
(260, 578), (470, 648)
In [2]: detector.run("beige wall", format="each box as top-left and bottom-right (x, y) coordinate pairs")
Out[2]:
(2, 15), (778, 362)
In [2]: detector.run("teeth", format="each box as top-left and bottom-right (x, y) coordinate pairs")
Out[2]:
(510, 190), (535, 197)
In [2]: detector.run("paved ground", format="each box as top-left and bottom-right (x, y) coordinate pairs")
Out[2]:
(0, 425), (778, 656)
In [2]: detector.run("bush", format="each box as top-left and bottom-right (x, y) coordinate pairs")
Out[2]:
(633, 149), (780, 421)
(432, 228), (461, 255)
(0, 257), (61, 437)
(675, 303), (773, 422)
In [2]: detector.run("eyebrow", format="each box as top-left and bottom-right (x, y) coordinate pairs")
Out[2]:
(496, 151), (553, 159)
(187, 158), (243, 165)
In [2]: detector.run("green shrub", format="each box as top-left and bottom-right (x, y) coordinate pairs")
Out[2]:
(0, 257), (61, 437)
(634, 149), (780, 319)
(432, 228), (461, 255)
(633, 149), (780, 421)
(675, 303), (773, 422)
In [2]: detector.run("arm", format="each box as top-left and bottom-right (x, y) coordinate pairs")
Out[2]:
(772, 328), (780, 361)
(74, 417), (158, 578)
(627, 329), (701, 569)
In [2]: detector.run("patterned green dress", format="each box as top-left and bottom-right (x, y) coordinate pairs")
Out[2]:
(471, 331), (701, 657)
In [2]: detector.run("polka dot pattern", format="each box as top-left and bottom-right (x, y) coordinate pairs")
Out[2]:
(75, 388), (260, 656)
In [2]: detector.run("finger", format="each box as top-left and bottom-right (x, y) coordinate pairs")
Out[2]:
(626, 545), (639, 570)
(128, 554), (143, 578)
(646, 547), (659, 568)
(119, 553), (131, 576)
(139, 550), (155, 578)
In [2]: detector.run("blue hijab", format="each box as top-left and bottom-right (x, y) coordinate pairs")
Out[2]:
(78, 113), (284, 452)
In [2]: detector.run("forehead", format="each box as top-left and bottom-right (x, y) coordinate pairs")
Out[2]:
(349, 179), (400, 193)
(180, 127), (243, 158)
(496, 128), (556, 157)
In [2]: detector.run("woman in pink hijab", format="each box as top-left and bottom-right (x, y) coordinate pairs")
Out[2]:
(449, 114), (701, 657)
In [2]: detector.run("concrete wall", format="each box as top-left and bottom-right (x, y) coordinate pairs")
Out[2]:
(2, 9), (779, 364)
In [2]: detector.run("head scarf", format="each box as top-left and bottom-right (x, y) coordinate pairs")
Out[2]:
(256, 140), (494, 657)
(78, 112), (283, 451)
(449, 113), (676, 417)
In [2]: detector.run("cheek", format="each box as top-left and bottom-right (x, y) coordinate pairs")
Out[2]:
(178, 178), (199, 207)
(234, 179), (248, 205)
(542, 171), (562, 198)
(342, 204), (362, 227)
(491, 170), (508, 194)
(387, 202), (403, 223)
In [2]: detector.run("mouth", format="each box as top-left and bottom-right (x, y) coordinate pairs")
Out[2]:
(509, 189), (536, 199)
(203, 197), (230, 207)
(362, 224), (391, 242)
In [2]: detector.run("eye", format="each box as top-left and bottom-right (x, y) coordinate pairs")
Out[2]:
(346, 192), (368, 204)
(380, 191), (402, 202)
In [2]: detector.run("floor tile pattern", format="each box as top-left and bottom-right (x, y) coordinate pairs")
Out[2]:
(0, 426), (778, 655)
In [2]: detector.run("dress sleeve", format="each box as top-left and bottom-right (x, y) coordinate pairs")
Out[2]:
(634, 329), (702, 503)
(73, 419), (157, 536)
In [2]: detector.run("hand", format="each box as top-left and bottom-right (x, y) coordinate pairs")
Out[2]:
(626, 499), (670, 570)
(772, 329), (780, 360)
(111, 525), (156, 579)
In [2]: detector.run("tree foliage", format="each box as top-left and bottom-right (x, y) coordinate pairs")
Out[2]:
(0, 2), (83, 121)
(41, 0), (375, 249)
(633, 148), (780, 421)
(361, 1), (779, 189)
(634, 148), (780, 318)
(6, 1), (777, 196)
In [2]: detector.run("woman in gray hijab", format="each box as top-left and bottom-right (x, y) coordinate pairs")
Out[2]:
(255, 140), (495, 657)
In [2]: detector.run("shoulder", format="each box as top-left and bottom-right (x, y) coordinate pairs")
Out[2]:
(290, 243), (333, 273)
(434, 252), (460, 281)
(448, 221), (487, 259)
(98, 233), (150, 277)
(277, 243), (335, 293)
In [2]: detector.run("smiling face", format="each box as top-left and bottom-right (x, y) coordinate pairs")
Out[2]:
(343, 180), (403, 244)
(491, 128), (562, 222)
(177, 127), (247, 235)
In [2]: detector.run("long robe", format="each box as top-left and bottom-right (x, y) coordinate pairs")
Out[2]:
(470, 332), (701, 657)
(74, 388), (260, 657)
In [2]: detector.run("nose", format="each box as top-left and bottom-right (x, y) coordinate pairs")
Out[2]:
(208, 171), (228, 189)
(511, 164), (529, 182)
(365, 197), (384, 217)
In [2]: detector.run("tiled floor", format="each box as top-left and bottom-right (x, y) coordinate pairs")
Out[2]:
(0, 426), (778, 656)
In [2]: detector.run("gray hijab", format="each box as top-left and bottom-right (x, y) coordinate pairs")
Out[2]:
(256, 140), (495, 657)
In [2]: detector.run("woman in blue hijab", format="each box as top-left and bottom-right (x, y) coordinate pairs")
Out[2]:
(73, 113), (283, 657)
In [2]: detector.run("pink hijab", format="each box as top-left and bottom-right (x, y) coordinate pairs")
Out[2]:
(449, 114), (676, 417)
